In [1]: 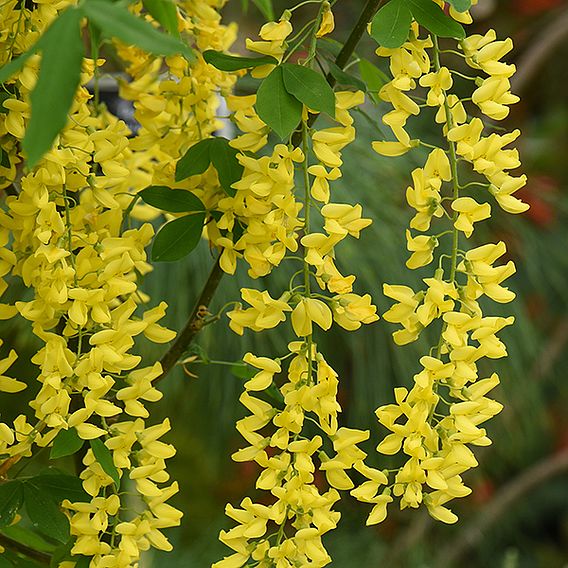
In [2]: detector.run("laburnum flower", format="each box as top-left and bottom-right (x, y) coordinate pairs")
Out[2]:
(291, 298), (333, 337)
(452, 197), (492, 237)
(331, 293), (379, 330)
(246, 19), (293, 77)
(316, 2), (335, 38)
(405, 231), (438, 269)
(228, 288), (292, 335)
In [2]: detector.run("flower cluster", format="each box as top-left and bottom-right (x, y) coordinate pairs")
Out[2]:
(363, 12), (526, 524)
(0, 0), (235, 564)
(215, 14), (380, 566)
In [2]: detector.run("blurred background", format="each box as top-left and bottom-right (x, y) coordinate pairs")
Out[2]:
(2, 0), (568, 566)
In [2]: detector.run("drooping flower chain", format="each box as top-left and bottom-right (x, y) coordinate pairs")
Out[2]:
(0, 0), (236, 564)
(213, 13), (381, 567)
(365, 14), (527, 524)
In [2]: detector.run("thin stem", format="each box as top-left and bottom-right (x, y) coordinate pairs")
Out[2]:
(301, 121), (314, 385)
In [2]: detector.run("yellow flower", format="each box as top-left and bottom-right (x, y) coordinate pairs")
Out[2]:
(452, 197), (491, 237)
(405, 231), (438, 269)
(291, 298), (332, 337)
(316, 3), (335, 38)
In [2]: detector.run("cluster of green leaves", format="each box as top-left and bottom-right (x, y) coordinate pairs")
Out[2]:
(205, 51), (336, 138)
(0, 471), (88, 565)
(370, 0), (470, 48)
(0, 0), (194, 168)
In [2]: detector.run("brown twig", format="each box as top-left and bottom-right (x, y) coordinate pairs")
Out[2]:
(157, 256), (224, 382)
(156, 0), (384, 383)
(435, 447), (568, 567)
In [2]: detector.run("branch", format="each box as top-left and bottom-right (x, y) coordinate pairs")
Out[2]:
(435, 447), (568, 567)
(156, 0), (384, 382)
(157, 256), (224, 382)
(0, 533), (51, 565)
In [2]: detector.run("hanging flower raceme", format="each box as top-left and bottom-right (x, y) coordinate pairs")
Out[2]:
(216, 10), (379, 562)
(355, 6), (526, 526)
(0, 0), (239, 563)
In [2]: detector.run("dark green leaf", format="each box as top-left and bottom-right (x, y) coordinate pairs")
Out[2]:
(175, 138), (214, 182)
(251, 0), (274, 20)
(142, 0), (180, 37)
(256, 66), (302, 139)
(0, 148), (9, 169)
(281, 63), (335, 118)
(203, 50), (277, 72)
(24, 485), (70, 543)
(50, 427), (84, 460)
(152, 212), (206, 262)
(50, 540), (74, 568)
(408, 0), (466, 39)
(0, 481), (23, 528)
(316, 38), (344, 58)
(139, 186), (205, 212)
(447, 0), (472, 12)
(22, 8), (84, 167)
(328, 62), (366, 91)
(0, 92), (12, 113)
(29, 473), (89, 503)
(370, 0), (413, 49)
(210, 138), (243, 196)
(90, 438), (120, 488)
(83, 0), (194, 61)
(73, 557), (91, 568)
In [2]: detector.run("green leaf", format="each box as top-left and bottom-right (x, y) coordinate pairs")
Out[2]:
(152, 212), (206, 262)
(447, 0), (472, 12)
(22, 8), (84, 168)
(139, 186), (205, 212)
(142, 0), (180, 37)
(210, 138), (243, 196)
(73, 557), (91, 568)
(29, 473), (89, 503)
(251, 0), (274, 20)
(0, 481), (23, 528)
(203, 50), (277, 72)
(50, 539), (74, 568)
(255, 66), (302, 139)
(407, 0), (466, 39)
(1, 524), (56, 554)
(359, 58), (389, 103)
(369, 0), (413, 49)
(328, 62), (366, 91)
(0, 92), (10, 113)
(0, 148), (10, 169)
(90, 438), (120, 488)
(24, 485), (70, 543)
(281, 63), (335, 118)
(316, 38), (344, 58)
(175, 138), (215, 182)
(83, 0), (194, 61)
(50, 427), (84, 460)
